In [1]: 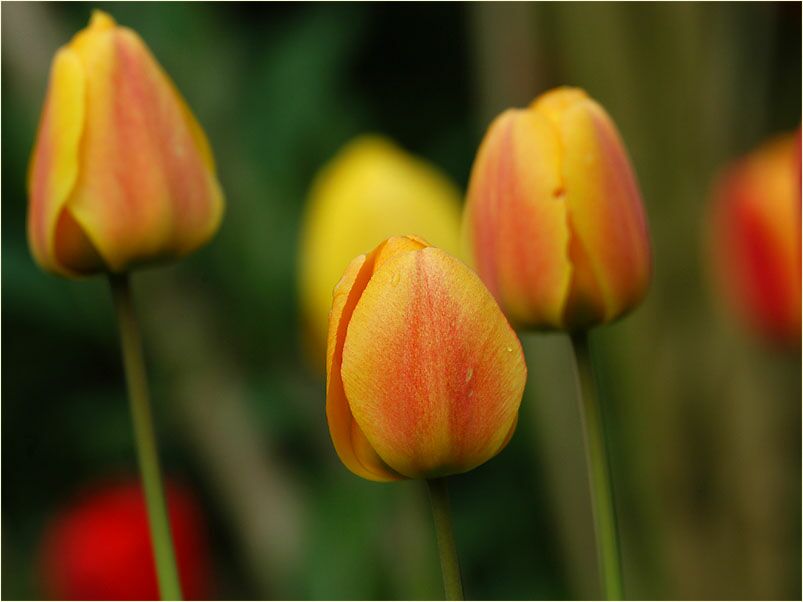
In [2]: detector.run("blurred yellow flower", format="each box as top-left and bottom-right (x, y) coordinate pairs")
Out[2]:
(299, 135), (462, 364)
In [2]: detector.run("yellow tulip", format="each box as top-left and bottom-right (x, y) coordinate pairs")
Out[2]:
(463, 87), (652, 331)
(299, 136), (462, 362)
(28, 11), (224, 277)
(326, 235), (527, 482)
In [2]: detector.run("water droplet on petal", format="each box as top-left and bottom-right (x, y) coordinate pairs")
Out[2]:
(465, 367), (474, 383)
(390, 272), (401, 286)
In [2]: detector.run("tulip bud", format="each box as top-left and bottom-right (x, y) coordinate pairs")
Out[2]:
(28, 11), (224, 277)
(39, 479), (212, 600)
(463, 87), (652, 331)
(326, 235), (527, 481)
(707, 131), (801, 347)
(299, 136), (462, 363)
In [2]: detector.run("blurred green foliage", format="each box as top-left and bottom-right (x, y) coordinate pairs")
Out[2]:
(2, 3), (800, 600)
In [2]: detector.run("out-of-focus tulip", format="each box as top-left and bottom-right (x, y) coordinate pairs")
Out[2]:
(326, 235), (527, 482)
(707, 131), (801, 347)
(39, 479), (212, 601)
(299, 136), (462, 362)
(463, 87), (652, 331)
(28, 11), (224, 277)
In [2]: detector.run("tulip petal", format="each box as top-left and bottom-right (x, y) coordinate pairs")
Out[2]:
(534, 89), (651, 326)
(496, 412), (518, 454)
(326, 252), (402, 482)
(52, 210), (105, 273)
(341, 247), (526, 478)
(65, 16), (223, 272)
(325, 235), (429, 480)
(465, 109), (572, 328)
(28, 48), (86, 276)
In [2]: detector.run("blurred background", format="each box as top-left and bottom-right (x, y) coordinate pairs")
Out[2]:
(2, 2), (800, 600)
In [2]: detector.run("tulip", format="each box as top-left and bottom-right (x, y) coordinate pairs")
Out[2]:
(464, 87), (651, 598)
(28, 12), (223, 598)
(299, 136), (462, 362)
(28, 10), (224, 277)
(326, 235), (527, 482)
(707, 130), (801, 347)
(463, 87), (652, 331)
(39, 479), (212, 601)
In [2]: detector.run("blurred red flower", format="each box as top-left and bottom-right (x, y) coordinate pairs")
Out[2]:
(708, 129), (802, 348)
(39, 478), (212, 601)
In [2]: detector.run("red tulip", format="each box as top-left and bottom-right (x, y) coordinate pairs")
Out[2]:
(39, 479), (212, 600)
(708, 130), (801, 347)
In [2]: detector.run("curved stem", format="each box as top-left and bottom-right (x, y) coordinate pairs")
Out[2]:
(570, 332), (624, 600)
(110, 273), (182, 601)
(426, 478), (464, 601)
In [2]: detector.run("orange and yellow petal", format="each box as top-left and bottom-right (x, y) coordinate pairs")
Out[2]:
(341, 246), (526, 479)
(326, 252), (402, 482)
(67, 14), (223, 272)
(532, 88), (651, 328)
(27, 48), (86, 276)
(465, 109), (572, 329)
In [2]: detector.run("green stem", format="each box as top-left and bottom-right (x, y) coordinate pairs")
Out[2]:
(110, 273), (182, 601)
(426, 478), (464, 601)
(570, 332), (624, 600)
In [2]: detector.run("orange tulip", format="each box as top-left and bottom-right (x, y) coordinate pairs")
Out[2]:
(28, 11), (224, 277)
(707, 130), (801, 347)
(326, 235), (527, 482)
(463, 87), (652, 331)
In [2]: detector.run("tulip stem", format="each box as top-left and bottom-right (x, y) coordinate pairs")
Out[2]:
(570, 332), (624, 600)
(110, 273), (182, 601)
(426, 477), (464, 601)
